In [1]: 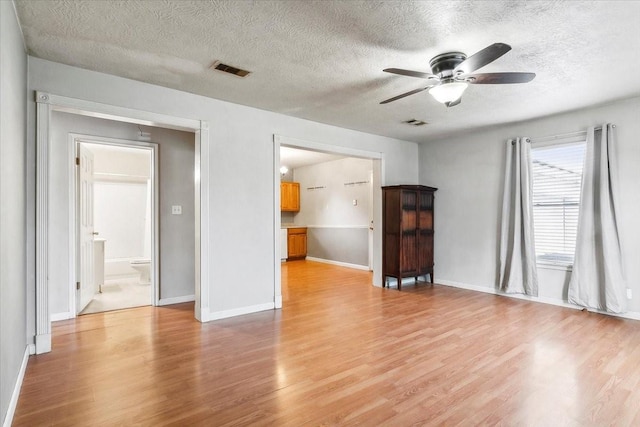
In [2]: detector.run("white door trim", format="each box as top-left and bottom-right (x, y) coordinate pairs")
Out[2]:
(272, 134), (386, 308)
(35, 91), (210, 354)
(71, 136), (160, 314)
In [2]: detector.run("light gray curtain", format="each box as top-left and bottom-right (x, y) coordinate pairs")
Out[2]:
(499, 137), (538, 296)
(568, 124), (626, 313)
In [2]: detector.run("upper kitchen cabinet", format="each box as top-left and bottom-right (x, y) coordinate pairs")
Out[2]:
(281, 182), (300, 212)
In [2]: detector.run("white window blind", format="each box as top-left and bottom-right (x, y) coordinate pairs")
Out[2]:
(531, 141), (586, 266)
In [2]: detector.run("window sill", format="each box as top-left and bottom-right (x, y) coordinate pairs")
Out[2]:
(537, 262), (573, 272)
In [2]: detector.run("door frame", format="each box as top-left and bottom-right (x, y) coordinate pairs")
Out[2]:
(368, 169), (374, 271)
(272, 134), (385, 308)
(71, 136), (160, 314)
(35, 91), (210, 354)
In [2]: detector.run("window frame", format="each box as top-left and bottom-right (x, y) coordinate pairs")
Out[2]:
(530, 136), (587, 271)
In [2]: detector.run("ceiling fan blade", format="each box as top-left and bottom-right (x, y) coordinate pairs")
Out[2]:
(454, 43), (511, 74)
(380, 86), (431, 104)
(445, 98), (462, 108)
(383, 68), (438, 80)
(464, 72), (536, 84)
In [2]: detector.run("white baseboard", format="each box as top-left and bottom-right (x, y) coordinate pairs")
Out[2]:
(274, 294), (283, 309)
(194, 306), (207, 323)
(51, 311), (74, 322)
(205, 302), (275, 322)
(437, 279), (640, 321)
(306, 256), (370, 271)
(35, 333), (51, 354)
(158, 294), (195, 306)
(3, 346), (30, 427)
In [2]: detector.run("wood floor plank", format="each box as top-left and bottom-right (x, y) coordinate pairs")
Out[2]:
(13, 260), (640, 426)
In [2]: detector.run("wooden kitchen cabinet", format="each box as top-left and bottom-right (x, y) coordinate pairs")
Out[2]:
(281, 182), (300, 212)
(287, 227), (307, 260)
(382, 185), (437, 290)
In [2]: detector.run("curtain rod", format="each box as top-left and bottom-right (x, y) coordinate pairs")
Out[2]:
(530, 124), (616, 144)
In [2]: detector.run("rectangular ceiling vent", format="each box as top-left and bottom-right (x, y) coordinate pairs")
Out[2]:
(403, 119), (428, 126)
(210, 60), (251, 77)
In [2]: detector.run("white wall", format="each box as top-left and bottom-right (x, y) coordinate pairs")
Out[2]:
(0, 1), (28, 423)
(293, 157), (372, 266)
(294, 157), (372, 227)
(27, 57), (419, 325)
(90, 144), (152, 275)
(95, 181), (148, 261)
(47, 111), (195, 315)
(91, 143), (151, 176)
(419, 96), (640, 311)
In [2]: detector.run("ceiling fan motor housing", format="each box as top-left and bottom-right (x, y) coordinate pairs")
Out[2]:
(429, 52), (467, 76)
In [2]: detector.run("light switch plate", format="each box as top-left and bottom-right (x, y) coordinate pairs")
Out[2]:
(172, 205), (182, 215)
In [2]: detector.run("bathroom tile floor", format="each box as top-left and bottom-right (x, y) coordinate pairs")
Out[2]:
(80, 278), (151, 315)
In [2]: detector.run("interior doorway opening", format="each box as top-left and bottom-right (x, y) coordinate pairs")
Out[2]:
(75, 140), (156, 315)
(273, 135), (384, 309)
(35, 91), (209, 354)
(279, 147), (374, 269)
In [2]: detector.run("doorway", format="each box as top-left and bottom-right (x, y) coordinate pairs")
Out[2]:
(34, 91), (210, 354)
(273, 134), (384, 308)
(279, 147), (374, 269)
(75, 140), (156, 315)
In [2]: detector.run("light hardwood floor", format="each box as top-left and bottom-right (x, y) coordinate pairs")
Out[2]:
(14, 261), (640, 426)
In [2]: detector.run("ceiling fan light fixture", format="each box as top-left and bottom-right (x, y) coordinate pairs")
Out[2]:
(429, 82), (468, 104)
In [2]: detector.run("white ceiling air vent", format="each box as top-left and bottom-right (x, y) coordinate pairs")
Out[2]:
(210, 60), (251, 77)
(403, 119), (428, 126)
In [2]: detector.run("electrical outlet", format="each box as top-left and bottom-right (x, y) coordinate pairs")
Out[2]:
(627, 288), (633, 299)
(172, 205), (182, 215)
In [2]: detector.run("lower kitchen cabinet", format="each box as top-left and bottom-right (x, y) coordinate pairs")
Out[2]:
(287, 227), (307, 260)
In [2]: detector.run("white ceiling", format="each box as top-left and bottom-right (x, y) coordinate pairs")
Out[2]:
(280, 146), (344, 170)
(14, 0), (640, 143)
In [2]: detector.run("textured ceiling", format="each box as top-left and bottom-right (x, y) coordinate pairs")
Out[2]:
(14, 0), (640, 143)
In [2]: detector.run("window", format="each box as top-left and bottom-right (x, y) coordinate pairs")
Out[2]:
(531, 141), (586, 267)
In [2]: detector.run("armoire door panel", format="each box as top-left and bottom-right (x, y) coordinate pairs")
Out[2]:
(419, 211), (433, 230)
(400, 233), (417, 273)
(402, 210), (416, 231)
(418, 232), (434, 273)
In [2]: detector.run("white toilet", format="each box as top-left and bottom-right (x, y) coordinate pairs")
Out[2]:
(130, 259), (151, 285)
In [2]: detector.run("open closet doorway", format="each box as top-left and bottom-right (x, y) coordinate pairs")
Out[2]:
(75, 140), (156, 315)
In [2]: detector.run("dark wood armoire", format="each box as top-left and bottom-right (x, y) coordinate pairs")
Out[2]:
(382, 185), (437, 290)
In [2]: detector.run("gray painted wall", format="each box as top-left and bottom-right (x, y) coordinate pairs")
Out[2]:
(0, 1), (28, 423)
(307, 227), (368, 266)
(294, 157), (372, 266)
(419, 96), (640, 311)
(48, 111), (195, 315)
(26, 57), (419, 324)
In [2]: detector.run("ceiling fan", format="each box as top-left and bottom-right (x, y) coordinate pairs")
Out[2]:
(381, 42), (535, 107)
